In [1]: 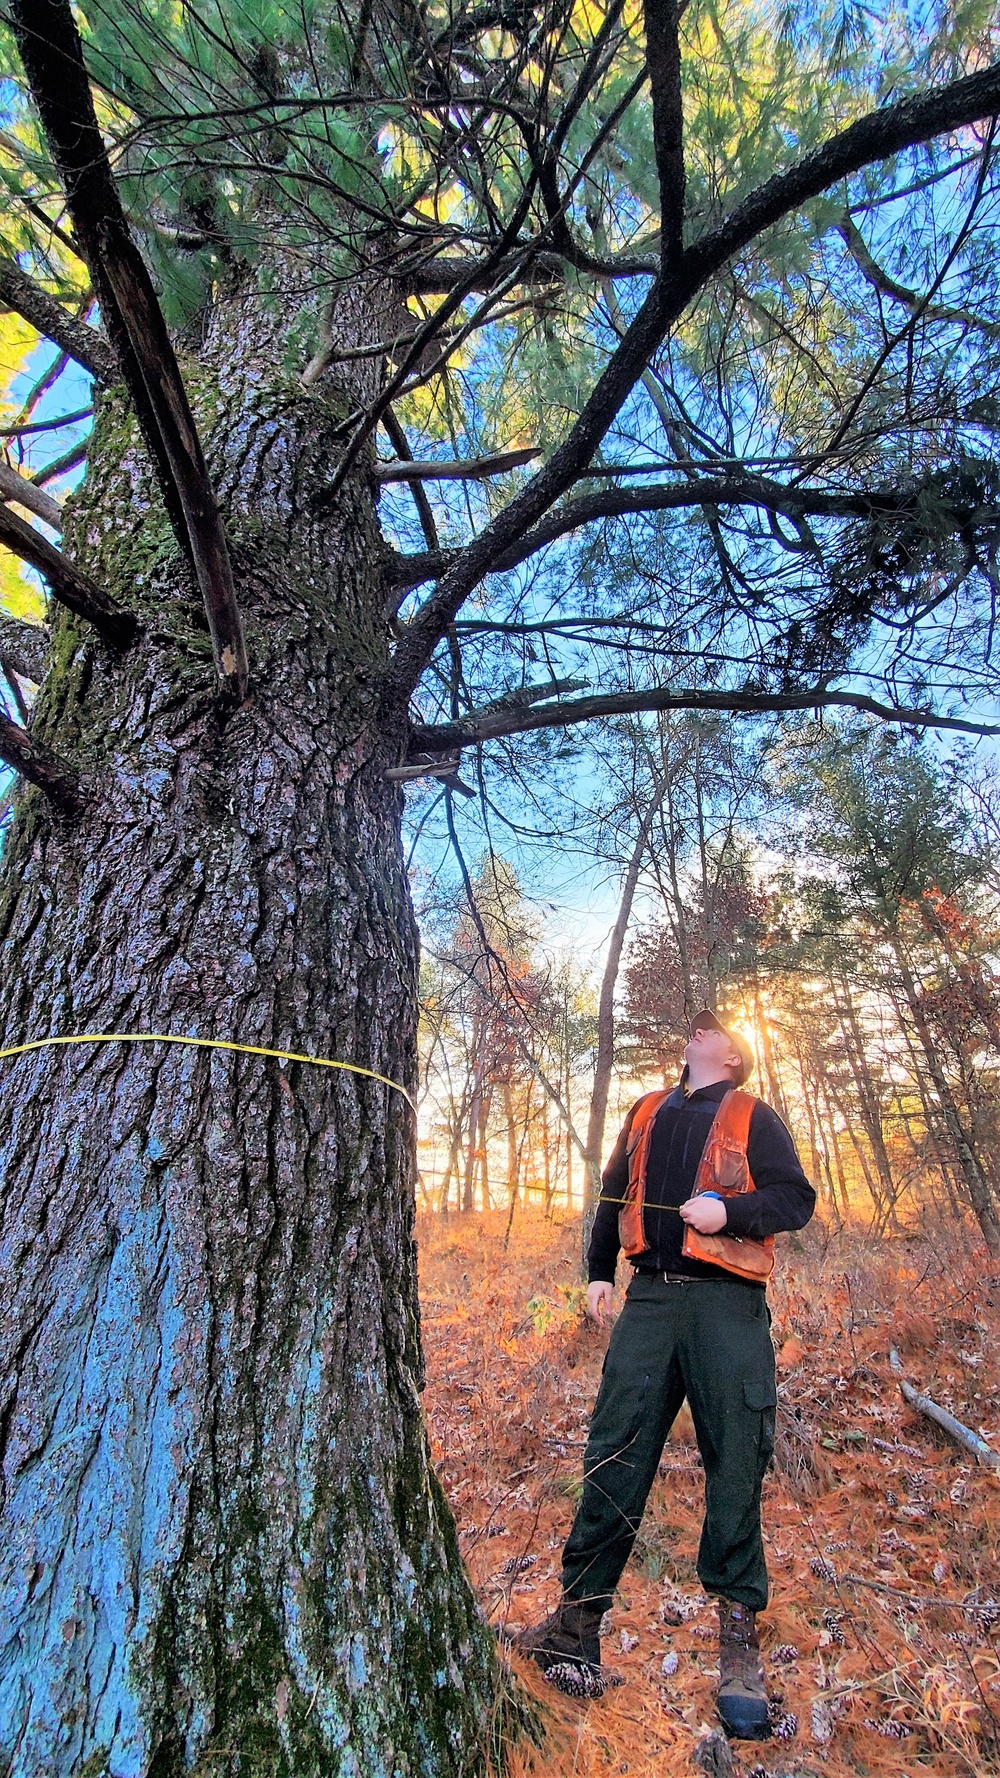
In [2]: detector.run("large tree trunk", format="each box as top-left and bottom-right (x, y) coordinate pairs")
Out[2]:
(0, 286), (497, 1773)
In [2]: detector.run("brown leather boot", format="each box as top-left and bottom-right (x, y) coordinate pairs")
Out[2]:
(510, 1597), (603, 1674)
(716, 1598), (770, 1740)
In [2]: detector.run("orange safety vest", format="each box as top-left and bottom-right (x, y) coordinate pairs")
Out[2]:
(618, 1087), (775, 1284)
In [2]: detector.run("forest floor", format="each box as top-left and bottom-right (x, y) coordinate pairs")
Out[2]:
(417, 1207), (1000, 1778)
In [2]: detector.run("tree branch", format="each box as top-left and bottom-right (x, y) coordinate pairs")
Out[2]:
(384, 475), (952, 592)
(0, 255), (117, 383)
(399, 245), (660, 294)
(0, 503), (136, 646)
(684, 60), (1000, 290)
(33, 437), (87, 486)
(10, 0), (248, 702)
(644, 0), (685, 262)
(386, 55), (1000, 693)
(0, 459), (62, 529)
(375, 447), (540, 483)
(0, 613), (49, 682)
(381, 408), (440, 573)
(408, 685), (1000, 752)
(0, 708), (81, 811)
(838, 212), (1000, 338)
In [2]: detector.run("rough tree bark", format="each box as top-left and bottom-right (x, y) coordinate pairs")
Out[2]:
(0, 279), (499, 1774)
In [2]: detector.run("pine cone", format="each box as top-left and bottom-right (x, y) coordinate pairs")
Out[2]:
(863, 1717), (910, 1737)
(770, 1710), (799, 1740)
(501, 1553), (536, 1576)
(772, 1643), (799, 1664)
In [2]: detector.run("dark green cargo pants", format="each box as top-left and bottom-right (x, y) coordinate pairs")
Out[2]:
(562, 1274), (776, 1614)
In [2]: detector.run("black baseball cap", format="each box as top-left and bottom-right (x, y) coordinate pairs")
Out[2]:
(690, 1009), (754, 1086)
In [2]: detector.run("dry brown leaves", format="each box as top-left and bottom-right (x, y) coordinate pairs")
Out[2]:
(418, 1208), (1000, 1778)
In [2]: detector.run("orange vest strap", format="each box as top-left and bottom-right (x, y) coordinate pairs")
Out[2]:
(618, 1089), (670, 1259)
(715, 1086), (755, 1150)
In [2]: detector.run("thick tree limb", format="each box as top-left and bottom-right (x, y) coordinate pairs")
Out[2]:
(0, 504), (135, 646)
(0, 613), (49, 682)
(685, 61), (1000, 288)
(388, 56), (1000, 694)
(374, 447), (540, 483)
(387, 549), (452, 594)
(644, 0), (685, 262)
(10, 0), (248, 701)
(0, 255), (117, 383)
(408, 685), (1000, 752)
(384, 475), (958, 592)
(0, 460), (62, 529)
(0, 708), (81, 811)
(400, 246), (659, 294)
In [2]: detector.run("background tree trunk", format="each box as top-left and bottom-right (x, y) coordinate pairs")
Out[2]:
(891, 936), (1000, 1253)
(0, 286), (497, 1774)
(581, 773), (666, 1265)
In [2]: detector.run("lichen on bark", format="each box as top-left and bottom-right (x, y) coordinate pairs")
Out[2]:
(0, 275), (501, 1775)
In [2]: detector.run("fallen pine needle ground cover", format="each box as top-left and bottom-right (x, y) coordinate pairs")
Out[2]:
(417, 1209), (1000, 1778)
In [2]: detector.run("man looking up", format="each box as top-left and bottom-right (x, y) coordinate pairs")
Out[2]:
(515, 1011), (814, 1741)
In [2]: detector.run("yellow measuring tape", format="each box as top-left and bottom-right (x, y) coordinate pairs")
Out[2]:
(0, 1032), (416, 1111)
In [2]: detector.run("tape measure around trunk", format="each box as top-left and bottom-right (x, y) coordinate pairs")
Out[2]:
(0, 1032), (415, 1111)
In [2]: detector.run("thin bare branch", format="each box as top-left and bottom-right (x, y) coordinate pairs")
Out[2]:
(10, 0), (249, 702)
(381, 407), (440, 606)
(408, 685), (1000, 753)
(0, 404), (92, 437)
(328, 208), (540, 498)
(33, 437), (88, 486)
(839, 211), (1000, 338)
(0, 503), (135, 646)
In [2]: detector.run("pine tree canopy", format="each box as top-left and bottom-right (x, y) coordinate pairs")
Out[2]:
(3, 0), (1000, 801)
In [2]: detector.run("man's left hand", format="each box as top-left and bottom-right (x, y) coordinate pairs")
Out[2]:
(679, 1195), (728, 1234)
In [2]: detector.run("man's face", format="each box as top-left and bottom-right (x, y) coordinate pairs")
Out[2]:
(683, 1023), (741, 1077)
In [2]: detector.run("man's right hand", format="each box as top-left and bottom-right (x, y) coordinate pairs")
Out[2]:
(586, 1280), (614, 1324)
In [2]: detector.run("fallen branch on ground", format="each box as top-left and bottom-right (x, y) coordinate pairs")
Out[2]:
(889, 1345), (1000, 1468)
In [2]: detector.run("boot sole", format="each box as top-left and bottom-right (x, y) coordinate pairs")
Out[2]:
(717, 1703), (772, 1741)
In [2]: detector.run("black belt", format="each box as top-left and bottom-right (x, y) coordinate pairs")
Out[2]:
(634, 1268), (703, 1281)
(633, 1266), (764, 1289)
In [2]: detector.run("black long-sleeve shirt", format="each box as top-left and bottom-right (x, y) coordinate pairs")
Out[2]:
(588, 1078), (815, 1285)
